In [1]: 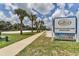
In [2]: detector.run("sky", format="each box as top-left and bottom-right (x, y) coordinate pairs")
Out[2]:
(0, 3), (79, 28)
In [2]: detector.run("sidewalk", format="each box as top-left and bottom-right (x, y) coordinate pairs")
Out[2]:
(0, 32), (44, 56)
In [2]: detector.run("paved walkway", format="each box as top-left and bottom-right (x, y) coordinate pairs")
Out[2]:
(0, 32), (44, 56)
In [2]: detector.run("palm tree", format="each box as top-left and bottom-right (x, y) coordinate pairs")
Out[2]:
(29, 14), (37, 33)
(14, 8), (29, 35)
(39, 20), (44, 32)
(34, 21), (39, 32)
(34, 20), (44, 32)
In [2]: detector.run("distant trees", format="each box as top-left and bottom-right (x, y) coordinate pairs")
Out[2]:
(11, 23), (20, 31)
(34, 20), (45, 32)
(0, 21), (12, 31)
(0, 20), (46, 33)
(0, 21), (12, 35)
(0, 21), (32, 31)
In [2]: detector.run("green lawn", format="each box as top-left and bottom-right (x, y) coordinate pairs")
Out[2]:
(0, 32), (37, 48)
(17, 33), (79, 56)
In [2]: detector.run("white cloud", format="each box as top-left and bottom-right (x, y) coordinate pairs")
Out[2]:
(5, 4), (11, 10)
(57, 3), (65, 9)
(8, 3), (54, 16)
(32, 3), (54, 15)
(64, 10), (69, 15)
(52, 8), (61, 17)
(23, 17), (31, 26)
(9, 11), (13, 16)
(5, 3), (18, 10)
(36, 17), (42, 21)
(52, 7), (74, 18)
(0, 10), (20, 24)
(10, 14), (20, 24)
(68, 3), (74, 8)
(0, 11), (7, 21)
(66, 12), (74, 16)
(10, 3), (55, 27)
(15, 3), (32, 15)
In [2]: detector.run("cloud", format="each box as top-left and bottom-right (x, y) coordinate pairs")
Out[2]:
(10, 14), (20, 24)
(15, 3), (32, 15)
(57, 3), (65, 9)
(64, 10), (69, 15)
(9, 3), (56, 27)
(23, 17), (31, 26)
(0, 10), (20, 24)
(67, 12), (74, 16)
(5, 3), (18, 10)
(52, 8), (61, 17)
(32, 3), (54, 15)
(0, 11), (7, 21)
(68, 3), (74, 8)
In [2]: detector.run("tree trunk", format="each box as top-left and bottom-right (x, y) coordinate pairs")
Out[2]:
(32, 20), (33, 33)
(20, 20), (23, 35)
(0, 31), (1, 35)
(36, 25), (38, 32)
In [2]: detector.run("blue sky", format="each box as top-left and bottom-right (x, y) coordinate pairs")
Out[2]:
(0, 3), (79, 28)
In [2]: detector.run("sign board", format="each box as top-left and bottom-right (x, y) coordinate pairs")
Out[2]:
(53, 16), (77, 34)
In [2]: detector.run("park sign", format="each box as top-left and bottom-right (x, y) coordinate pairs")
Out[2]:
(53, 16), (77, 34)
(53, 16), (77, 40)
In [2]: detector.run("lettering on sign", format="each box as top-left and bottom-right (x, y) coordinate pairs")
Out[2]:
(58, 19), (71, 26)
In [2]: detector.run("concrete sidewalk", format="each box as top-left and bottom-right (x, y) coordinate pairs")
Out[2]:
(0, 32), (44, 56)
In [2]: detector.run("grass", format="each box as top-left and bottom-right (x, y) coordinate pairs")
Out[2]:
(17, 33), (79, 56)
(0, 32), (37, 48)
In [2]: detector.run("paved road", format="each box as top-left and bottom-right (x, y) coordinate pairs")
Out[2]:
(0, 32), (44, 56)
(2, 30), (36, 34)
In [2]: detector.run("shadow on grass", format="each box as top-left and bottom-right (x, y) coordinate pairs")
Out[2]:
(54, 39), (76, 42)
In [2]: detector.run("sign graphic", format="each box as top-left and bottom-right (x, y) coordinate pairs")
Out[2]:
(53, 16), (77, 34)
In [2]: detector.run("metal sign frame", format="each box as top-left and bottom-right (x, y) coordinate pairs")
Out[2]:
(53, 16), (77, 34)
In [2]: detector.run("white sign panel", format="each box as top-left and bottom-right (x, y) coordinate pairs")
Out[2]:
(54, 17), (76, 33)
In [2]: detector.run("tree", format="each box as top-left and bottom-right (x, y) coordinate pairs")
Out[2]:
(39, 20), (44, 31)
(5, 21), (12, 31)
(14, 8), (29, 35)
(34, 20), (44, 32)
(0, 21), (11, 30)
(0, 31), (1, 35)
(0, 21), (12, 35)
(12, 23), (20, 31)
(34, 21), (39, 32)
(29, 14), (37, 33)
(36, 20), (44, 32)
(0, 21), (5, 30)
